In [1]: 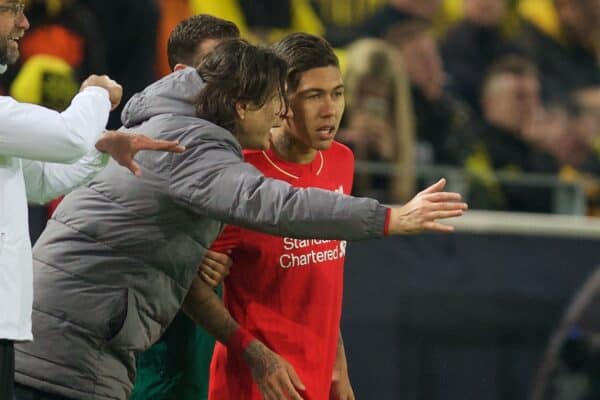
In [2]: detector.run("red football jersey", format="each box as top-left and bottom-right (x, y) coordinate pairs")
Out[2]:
(208, 142), (354, 400)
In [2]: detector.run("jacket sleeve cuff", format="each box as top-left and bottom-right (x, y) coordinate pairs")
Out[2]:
(383, 207), (392, 236)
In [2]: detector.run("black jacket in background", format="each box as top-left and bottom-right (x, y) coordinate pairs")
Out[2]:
(441, 21), (520, 111)
(240, 0), (291, 29)
(516, 21), (600, 103)
(80, 0), (160, 129)
(467, 121), (559, 212)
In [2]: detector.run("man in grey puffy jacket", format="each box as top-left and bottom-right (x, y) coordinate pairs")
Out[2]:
(14, 39), (466, 400)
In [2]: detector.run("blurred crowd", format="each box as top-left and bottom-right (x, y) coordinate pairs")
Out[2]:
(6, 0), (600, 214)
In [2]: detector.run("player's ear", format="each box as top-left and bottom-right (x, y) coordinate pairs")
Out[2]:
(235, 101), (248, 120)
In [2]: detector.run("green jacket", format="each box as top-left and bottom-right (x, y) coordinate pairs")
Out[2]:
(131, 310), (216, 400)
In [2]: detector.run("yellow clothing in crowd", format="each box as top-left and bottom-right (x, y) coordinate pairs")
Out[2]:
(189, 0), (324, 43)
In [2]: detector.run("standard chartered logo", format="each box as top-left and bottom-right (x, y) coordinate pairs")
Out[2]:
(279, 238), (347, 269)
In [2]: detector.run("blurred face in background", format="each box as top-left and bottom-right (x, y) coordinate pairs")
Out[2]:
(397, 30), (445, 101)
(464, 0), (507, 27)
(555, 0), (589, 41)
(482, 72), (541, 133)
(572, 88), (600, 147)
(0, 0), (29, 65)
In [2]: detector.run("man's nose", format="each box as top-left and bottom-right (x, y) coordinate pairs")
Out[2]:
(17, 10), (30, 31)
(279, 104), (293, 119)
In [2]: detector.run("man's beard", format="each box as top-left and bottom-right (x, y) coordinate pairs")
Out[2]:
(0, 40), (9, 65)
(0, 36), (19, 65)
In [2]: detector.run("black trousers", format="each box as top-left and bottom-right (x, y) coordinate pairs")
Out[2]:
(0, 339), (15, 400)
(14, 385), (71, 400)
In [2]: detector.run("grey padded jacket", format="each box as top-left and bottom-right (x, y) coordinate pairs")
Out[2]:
(14, 68), (388, 400)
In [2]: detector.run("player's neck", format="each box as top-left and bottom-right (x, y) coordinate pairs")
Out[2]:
(270, 130), (317, 164)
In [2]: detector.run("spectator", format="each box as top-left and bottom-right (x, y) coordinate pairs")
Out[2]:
(18, 0), (106, 80)
(517, 0), (600, 103)
(464, 56), (561, 211)
(387, 19), (473, 165)
(555, 88), (600, 214)
(319, 0), (443, 47)
(441, 0), (520, 110)
(338, 38), (416, 203)
(190, 0), (324, 43)
(311, 0), (386, 29)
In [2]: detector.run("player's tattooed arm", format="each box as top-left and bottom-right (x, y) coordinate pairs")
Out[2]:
(183, 275), (306, 400)
(181, 275), (237, 342)
(244, 341), (306, 400)
(244, 341), (284, 381)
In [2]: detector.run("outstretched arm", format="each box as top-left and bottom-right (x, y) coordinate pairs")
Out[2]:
(170, 130), (467, 241)
(0, 75), (122, 163)
(387, 178), (466, 235)
(23, 131), (184, 204)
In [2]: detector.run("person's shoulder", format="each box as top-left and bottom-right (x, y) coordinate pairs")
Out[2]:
(441, 21), (478, 48)
(241, 149), (266, 163)
(178, 117), (233, 140)
(146, 115), (240, 154)
(328, 141), (355, 163)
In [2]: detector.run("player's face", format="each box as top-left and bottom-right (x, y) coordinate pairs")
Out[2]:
(0, 0), (28, 65)
(236, 90), (285, 150)
(283, 66), (345, 151)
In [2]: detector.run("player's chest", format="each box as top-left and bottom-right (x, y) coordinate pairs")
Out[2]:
(238, 232), (347, 272)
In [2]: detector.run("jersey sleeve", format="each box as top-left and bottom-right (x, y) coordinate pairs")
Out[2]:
(210, 225), (242, 253)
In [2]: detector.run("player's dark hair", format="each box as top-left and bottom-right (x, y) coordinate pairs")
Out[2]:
(271, 33), (339, 93)
(167, 14), (240, 70)
(195, 39), (287, 133)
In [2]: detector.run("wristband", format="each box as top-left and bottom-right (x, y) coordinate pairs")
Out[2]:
(226, 326), (255, 354)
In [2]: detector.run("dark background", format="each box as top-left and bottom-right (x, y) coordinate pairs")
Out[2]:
(341, 233), (599, 399)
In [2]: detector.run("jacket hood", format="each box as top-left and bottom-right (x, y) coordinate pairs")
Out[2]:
(121, 67), (204, 128)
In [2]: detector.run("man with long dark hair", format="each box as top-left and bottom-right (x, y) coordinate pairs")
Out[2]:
(131, 14), (240, 400)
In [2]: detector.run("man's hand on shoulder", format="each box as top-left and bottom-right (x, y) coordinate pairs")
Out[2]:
(95, 131), (185, 177)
